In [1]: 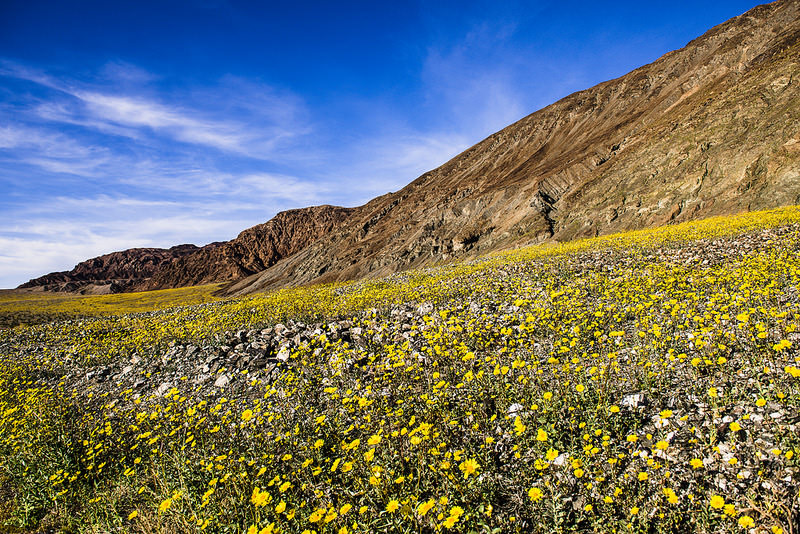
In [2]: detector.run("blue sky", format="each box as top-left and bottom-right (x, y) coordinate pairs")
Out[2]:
(0, 0), (760, 288)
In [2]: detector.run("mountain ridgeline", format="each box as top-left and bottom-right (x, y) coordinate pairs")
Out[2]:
(17, 245), (200, 294)
(20, 0), (800, 295)
(18, 206), (353, 294)
(139, 205), (354, 291)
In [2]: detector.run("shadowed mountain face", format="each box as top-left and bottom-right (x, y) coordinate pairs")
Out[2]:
(20, 1), (800, 296)
(19, 206), (354, 294)
(138, 205), (355, 290)
(17, 245), (200, 294)
(223, 0), (800, 296)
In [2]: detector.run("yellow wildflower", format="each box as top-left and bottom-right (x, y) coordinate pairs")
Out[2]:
(459, 458), (479, 478)
(709, 495), (725, 509)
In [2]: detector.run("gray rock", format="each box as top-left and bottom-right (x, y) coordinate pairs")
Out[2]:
(507, 403), (525, 417)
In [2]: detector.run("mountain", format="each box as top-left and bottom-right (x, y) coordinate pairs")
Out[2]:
(19, 0), (800, 296)
(222, 0), (800, 296)
(18, 205), (354, 293)
(138, 205), (354, 290)
(17, 245), (199, 294)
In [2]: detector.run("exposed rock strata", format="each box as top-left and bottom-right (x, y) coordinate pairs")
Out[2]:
(18, 245), (199, 294)
(225, 0), (800, 296)
(140, 205), (354, 290)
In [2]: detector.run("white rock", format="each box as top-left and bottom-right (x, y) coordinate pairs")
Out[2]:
(622, 393), (647, 409)
(653, 416), (669, 429)
(277, 346), (291, 362)
(508, 403), (525, 417)
(214, 374), (230, 388)
(553, 453), (568, 466)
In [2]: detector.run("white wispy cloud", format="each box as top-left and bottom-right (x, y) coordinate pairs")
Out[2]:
(233, 173), (330, 204)
(1, 60), (311, 158)
(33, 100), (150, 141)
(98, 61), (160, 85)
(420, 23), (528, 137)
(0, 48), (537, 288)
(331, 132), (470, 203)
(0, 124), (113, 176)
(75, 91), (252, 153)
(0, 60), (57, 90)
(0, 124), (94, 156)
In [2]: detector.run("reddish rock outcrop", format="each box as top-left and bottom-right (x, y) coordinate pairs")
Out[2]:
(139, 205), (354, 290)
(18, 245), (199, 294)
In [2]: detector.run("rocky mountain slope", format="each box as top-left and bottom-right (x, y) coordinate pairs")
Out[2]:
(17, 245), (199, 294)
(138, 205), (354, 290)
(19, 205), (354, 294)
(223, 0), (800, 296)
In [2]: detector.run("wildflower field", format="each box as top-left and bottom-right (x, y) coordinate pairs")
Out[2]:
(1, 206), (799, 533)
(0, 284), (222, 329)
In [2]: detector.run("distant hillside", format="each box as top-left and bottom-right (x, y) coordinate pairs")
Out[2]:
(138, 205), (355, 290)
(19, 206), (354, 294)
(17, 245), (199, 294)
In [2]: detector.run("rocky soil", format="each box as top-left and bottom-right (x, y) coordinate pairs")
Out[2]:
(2, 219), (799, 532)
(19, 224), (797, 399)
